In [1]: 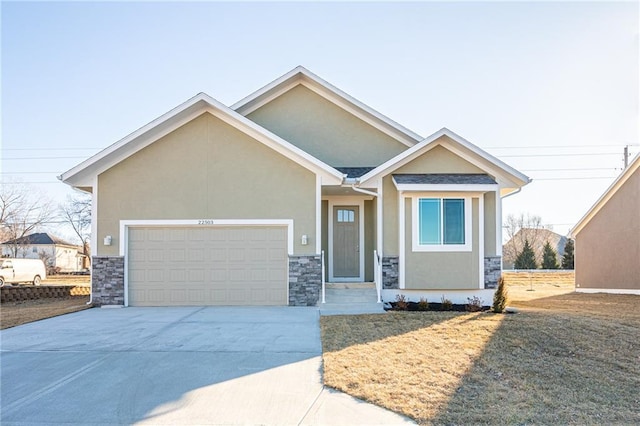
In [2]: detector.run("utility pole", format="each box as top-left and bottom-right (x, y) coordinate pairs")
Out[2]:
(624, 145), (629, 168)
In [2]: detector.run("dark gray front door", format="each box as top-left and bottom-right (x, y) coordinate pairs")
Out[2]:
(333, 206), (360, 278)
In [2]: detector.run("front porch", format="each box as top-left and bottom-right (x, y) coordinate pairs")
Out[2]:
(319, 282), (385, 315)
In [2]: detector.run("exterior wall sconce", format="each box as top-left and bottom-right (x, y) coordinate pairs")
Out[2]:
(104, 236), (112, 246)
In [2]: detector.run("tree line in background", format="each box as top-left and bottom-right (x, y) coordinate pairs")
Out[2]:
(0, 183), (91, 264)
(514, 238), (574, 270)
(504, 213), (574, 270)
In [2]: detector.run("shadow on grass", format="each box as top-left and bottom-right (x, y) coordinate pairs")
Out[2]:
(320, 294), (640, 424)
(429, 307), (640, 425)
(321, 311), (466, 353)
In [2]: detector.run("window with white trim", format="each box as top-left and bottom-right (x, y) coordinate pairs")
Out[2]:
(414, 197), (471, 251)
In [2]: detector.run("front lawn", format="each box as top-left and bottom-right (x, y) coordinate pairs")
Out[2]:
(320, 285), (640, 425)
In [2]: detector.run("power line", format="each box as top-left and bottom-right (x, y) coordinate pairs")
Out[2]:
(3, 152), (628, 161)
(1, 171), (62, 174)
(485, 144), (639, 149)
(0, 181), (61, 185)
(534, 176), (617, 181)
(521, 167), (619, 172)
(4, 143), (638, 151)
(3, 147), (102, 151)
(3, 156), (88, 160)
(499, 153), (620, 158)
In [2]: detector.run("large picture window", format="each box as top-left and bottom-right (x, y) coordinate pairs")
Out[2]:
(414, 197), (471, 251)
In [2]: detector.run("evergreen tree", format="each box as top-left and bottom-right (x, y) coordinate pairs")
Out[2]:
(561, 239), (575, 269)
(492, 275), (508, 313)
(541, 241), (559, 269)
(514, 238), (538, 269)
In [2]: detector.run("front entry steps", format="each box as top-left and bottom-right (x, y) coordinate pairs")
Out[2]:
(319, 282), (386, 316)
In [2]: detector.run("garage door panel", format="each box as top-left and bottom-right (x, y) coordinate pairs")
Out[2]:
(128, 226), (288, 306)
(210, 269), (227, 281)
(269, 269), (287, 281)
(269, 248), (286, 261)
(169, 248), (186, 262)
(209, 248), (227, 262)
(148, 229), (165, 241)
(249, 248), (267, 261)
(189, 269), (205, 282)
(187, 228), (206, 241)
(188, 248), (204, 262)
(229, 248), (245, 262)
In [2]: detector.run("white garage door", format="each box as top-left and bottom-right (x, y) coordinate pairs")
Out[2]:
(127, 226), (288, 306)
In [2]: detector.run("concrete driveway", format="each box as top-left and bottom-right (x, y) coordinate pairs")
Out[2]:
(0, 307), (414, 425)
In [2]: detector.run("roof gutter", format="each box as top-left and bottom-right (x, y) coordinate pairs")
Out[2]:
(501, 186), (522, 199)
(350, 183), (378, 198)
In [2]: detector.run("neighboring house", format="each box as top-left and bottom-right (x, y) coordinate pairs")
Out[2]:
(502, 228), (567, 269)
(1, 232), (86, 273)
(571, 154), (640, 294)
(59, 66), (529, 307)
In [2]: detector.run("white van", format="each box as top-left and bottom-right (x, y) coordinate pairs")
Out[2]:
(0, 258), (47, 286)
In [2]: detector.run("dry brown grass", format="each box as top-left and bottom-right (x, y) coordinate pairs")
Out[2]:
(43, 275), (91, 286)
(321, 283), (640, 425)
(0, 297), (91, 329)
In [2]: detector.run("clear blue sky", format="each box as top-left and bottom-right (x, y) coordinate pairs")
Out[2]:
(2, 1), (638, 242)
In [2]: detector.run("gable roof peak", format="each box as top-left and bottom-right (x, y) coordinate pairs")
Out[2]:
(232, 66), (423, 147)
(358, 127), (531, 194)
(572, 153), (640, 237)
(59, 88), (345, 188)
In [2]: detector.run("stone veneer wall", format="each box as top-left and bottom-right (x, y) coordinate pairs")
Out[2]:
(484, 256), (502, 289)
(382, 256), (399, 289)
(92, 256), (125, 306)
(288, 255), (322, 306)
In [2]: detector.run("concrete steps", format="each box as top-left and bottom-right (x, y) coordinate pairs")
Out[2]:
(319, 283), (386, 316)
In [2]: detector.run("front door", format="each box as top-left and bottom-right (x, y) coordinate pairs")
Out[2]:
(333, 206), (360, 278)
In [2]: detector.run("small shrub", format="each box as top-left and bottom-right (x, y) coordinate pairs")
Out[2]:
(492, 275), (508, 313)
(440, 295), (453, 311)
(394, 294), (409, 311)
(417, 297), (429, 311)
(466, 296), (484, 312)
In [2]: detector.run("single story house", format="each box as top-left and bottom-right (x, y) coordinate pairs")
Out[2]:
(571, 153), (640, 294)
(60, 66), (530, 307)
(1, 232), (87, 273)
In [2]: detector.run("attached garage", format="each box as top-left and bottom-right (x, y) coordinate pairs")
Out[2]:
(126, 224), (289, 306)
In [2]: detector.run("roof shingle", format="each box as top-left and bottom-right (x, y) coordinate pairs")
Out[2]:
(392, 173), (497, 185)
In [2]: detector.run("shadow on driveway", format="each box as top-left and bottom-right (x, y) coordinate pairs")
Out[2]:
(1, 307), (322, 424)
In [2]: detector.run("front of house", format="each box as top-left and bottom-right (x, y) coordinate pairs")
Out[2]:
(60, 67), (529, 307)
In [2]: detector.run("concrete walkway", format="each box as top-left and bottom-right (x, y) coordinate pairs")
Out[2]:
(0, 307), (414, 425)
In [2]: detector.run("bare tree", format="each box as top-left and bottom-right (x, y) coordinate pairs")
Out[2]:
(0, 183), (54, 257)
(38, 249), (57, 274)
(59, 193), (91, 266)
(503, 213), (551, 268)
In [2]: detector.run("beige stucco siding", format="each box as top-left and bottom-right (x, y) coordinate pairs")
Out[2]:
(404, 198), (480, 290)
(246, 85), (407, 167)
(483, 191), (497, 256)
(97, 113), (316, 256)
(383, 175), (399, 254)
(576, 169), (640, 290)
